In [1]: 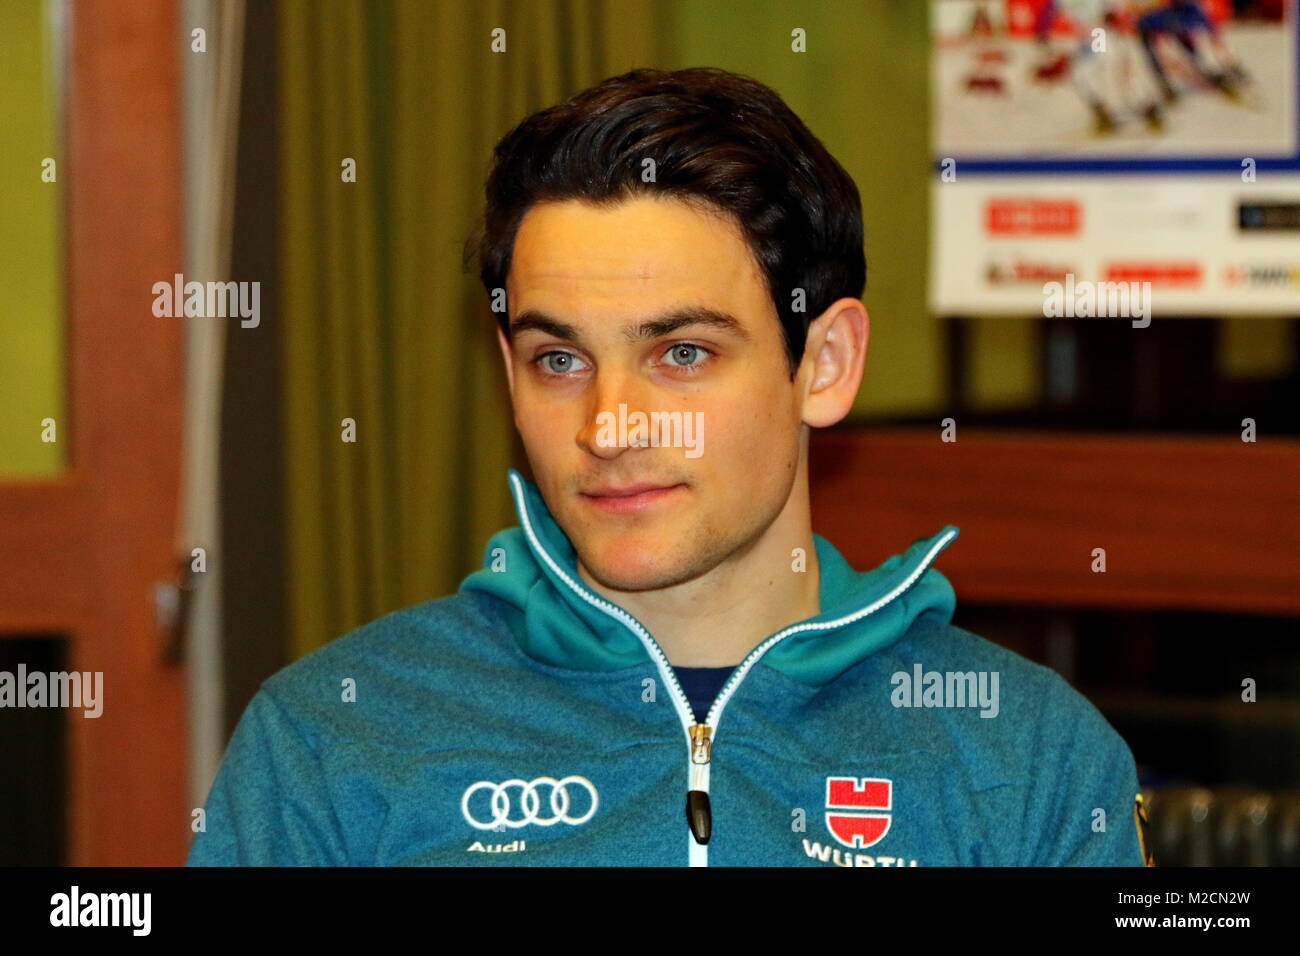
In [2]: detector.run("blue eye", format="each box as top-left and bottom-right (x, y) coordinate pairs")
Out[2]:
(665, 343), (711, 368)
(536, 351), (589, 375)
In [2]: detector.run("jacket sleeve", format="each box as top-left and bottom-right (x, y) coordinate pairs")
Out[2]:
(1018, 672), (1147, 866)
(186, 687), (351, 866)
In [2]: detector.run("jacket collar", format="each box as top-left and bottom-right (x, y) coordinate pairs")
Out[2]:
(459, 469), (959, 686)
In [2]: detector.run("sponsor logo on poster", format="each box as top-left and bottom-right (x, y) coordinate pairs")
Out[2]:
(985, 198), (1082, 236)
(1223, 263), (1300, 287)
(987, 258), (1076, 285)
(1103, 262), (1203, 287)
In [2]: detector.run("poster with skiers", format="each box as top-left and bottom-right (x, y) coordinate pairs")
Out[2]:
(930, 0), (1300, 316)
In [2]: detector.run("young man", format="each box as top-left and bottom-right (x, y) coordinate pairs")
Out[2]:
(188, 67), (1149, 867)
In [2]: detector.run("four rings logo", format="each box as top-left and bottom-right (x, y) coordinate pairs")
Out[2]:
(461, 776), (599, 831)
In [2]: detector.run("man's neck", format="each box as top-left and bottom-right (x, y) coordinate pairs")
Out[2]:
(576, 467), (822, 668)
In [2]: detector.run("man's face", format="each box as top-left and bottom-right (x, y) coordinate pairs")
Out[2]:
(500, 195), (806, 592)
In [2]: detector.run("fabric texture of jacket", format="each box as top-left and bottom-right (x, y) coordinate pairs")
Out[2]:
(187, 468), (1146, 866)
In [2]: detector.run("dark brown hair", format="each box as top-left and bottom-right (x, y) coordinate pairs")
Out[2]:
(468, 67), (865, 378)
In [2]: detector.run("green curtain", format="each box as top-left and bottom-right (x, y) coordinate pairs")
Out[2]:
(278, 0), (671, 658)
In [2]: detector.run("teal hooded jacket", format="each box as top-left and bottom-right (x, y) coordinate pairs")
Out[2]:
(186, 469), (1146, 867)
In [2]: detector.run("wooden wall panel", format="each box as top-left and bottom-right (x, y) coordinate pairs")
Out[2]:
(811, 428), (1300, 615)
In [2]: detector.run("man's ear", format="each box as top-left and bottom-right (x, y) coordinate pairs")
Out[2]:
(800, 298), (869, 429)
(496, 325), (516, 399)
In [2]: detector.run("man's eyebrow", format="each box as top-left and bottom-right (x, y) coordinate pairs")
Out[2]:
(509, 306), (751, 344)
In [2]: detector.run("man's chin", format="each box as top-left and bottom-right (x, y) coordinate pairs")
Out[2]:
(575, 538), (694, 593)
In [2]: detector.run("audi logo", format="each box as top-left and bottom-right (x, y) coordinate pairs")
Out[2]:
(461, 776), (599, 830)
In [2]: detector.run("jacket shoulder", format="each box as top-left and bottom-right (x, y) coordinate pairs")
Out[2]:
(889, 622), (1143, 864)
(254, 590), (516, 747)
(887, 621), (1134, 784)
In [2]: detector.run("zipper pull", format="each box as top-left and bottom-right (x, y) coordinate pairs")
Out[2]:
(686, 724), (712, 845)
(689, 723), (712, 764)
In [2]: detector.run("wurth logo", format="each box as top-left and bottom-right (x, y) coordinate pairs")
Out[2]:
(825, 777), (893, 848)
(802, 839), (918, 867)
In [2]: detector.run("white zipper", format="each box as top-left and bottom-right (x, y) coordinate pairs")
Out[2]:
(509, 472), (956, 867)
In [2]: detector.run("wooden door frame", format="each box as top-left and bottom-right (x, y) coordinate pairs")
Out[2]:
(0, 0), (186, 865)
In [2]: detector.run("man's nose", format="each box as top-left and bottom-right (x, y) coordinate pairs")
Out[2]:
(576, 368), (653, 459)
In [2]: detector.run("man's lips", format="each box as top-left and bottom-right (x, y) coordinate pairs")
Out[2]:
(579, 482), (685, 514)
(582, 480), (676, 497)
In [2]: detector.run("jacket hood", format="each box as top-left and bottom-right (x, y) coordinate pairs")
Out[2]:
(459, 469), (959, 687)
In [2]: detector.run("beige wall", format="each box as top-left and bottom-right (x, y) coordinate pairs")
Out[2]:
(0, 0), (64, 476)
